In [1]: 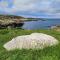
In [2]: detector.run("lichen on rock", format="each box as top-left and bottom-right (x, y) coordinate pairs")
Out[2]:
(3, 33), (59, 51)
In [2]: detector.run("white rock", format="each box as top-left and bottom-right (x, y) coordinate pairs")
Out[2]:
(3, 33), (59, 51)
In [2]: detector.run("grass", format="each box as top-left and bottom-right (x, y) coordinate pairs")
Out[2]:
(0, 29), (60, 60)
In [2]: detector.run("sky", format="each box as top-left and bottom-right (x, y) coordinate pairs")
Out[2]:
(0, 0), (60, 18)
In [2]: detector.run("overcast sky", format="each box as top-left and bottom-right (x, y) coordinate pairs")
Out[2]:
(0, 0), (60, 18)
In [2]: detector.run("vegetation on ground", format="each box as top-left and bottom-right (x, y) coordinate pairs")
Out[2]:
(0, 29), (60, 60)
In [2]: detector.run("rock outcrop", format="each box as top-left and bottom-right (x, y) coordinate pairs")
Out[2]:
(3, 33), (59, 51)
(0, 15), (24, 28)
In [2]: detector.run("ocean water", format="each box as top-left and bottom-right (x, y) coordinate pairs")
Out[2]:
(22, 19), (60, 30)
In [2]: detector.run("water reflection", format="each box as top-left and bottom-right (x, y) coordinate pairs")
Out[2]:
(22, 19), (60, 30)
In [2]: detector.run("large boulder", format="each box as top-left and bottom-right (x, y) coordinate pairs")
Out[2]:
(3, 33), (59, 51)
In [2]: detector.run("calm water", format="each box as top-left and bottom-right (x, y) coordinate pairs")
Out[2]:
(22, 19), (60, 30)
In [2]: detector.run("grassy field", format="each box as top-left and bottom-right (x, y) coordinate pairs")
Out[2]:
(0, 29), (60, 60)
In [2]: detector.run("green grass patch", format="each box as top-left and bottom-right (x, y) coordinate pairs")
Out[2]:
(0, 29), (60, 60)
